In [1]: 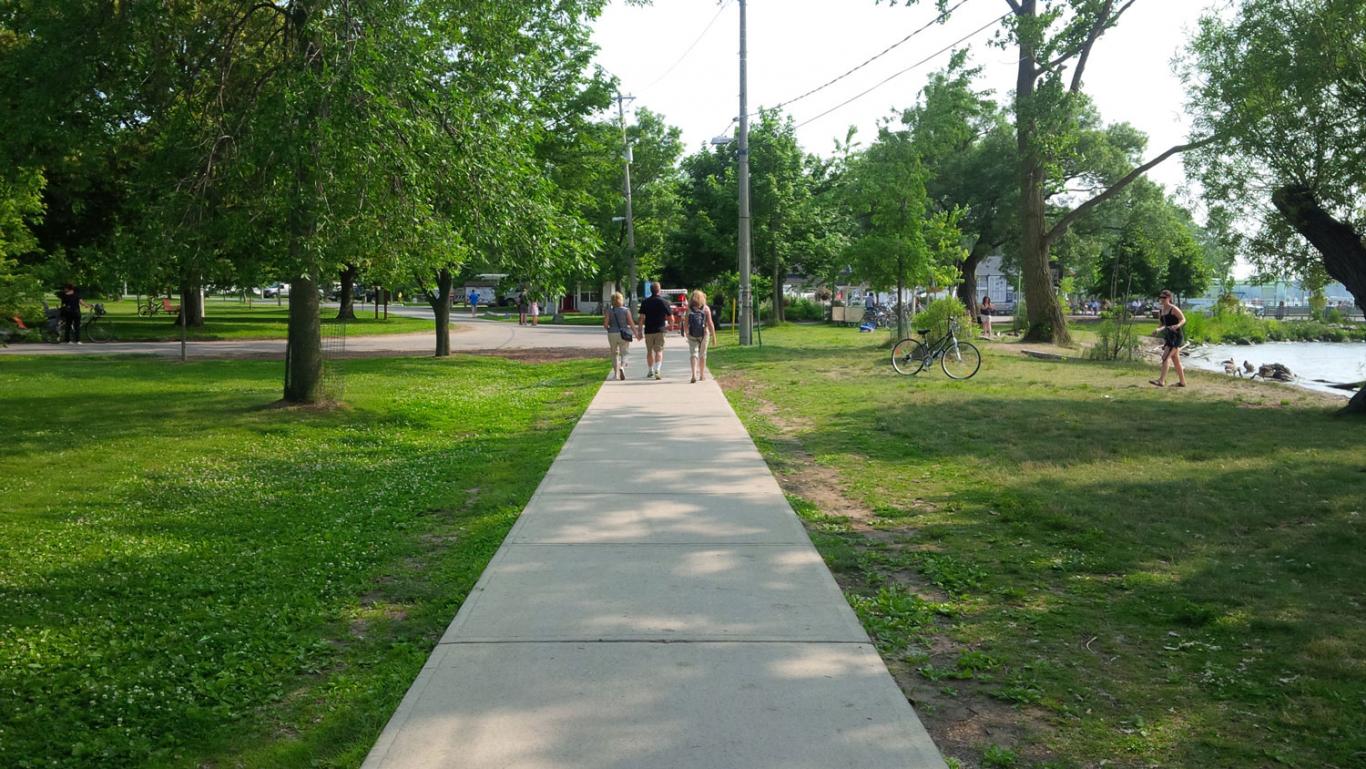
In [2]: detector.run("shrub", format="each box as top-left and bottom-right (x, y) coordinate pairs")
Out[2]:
(787, 298), (826, 322)
(1087, 314), (1141, 360)
(914, 296), (972, 338)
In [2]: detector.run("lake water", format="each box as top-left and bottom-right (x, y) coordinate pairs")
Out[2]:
(1185, 342), (1366, 398)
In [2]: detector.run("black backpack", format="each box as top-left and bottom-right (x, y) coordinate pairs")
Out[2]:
(687, 307), (707, 338)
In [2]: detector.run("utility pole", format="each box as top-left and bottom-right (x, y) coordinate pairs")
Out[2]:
(616, 92), (639, 310)
(737, 0), (753, 345)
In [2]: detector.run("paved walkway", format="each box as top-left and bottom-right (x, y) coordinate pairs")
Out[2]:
(360, 344), (946, 769)
(0, 315), (604, 358)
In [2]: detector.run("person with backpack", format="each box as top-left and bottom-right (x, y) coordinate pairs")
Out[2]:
(602, 292), (635, 381)
(685, 289), (717, 384)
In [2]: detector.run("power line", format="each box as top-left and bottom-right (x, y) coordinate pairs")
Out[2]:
(769, 0), (975, 113)
(638, 0), (735, 94)
(794, 11), (1008, 130)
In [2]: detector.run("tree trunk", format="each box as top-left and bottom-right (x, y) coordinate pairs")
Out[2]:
(337, 263), (358, 320)
(1014, 0), (1071, 346)
(896, 253), (907, 341)
(772, 256), (784, 324)
(178, 278), (205, 327)
(957, 241), (989, 319)
(281, 1), (324, 404)
(1271, 184), (1366, 415)
(284, 274), (324, 403)
(429, 268), (452, 357)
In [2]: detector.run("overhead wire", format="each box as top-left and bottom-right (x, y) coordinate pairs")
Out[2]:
(767, 0), (975, 114)
(793, 11), (1009, 130)
(638, 0), (735, 94)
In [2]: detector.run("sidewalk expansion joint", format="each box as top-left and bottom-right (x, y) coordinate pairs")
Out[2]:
(437, 638), (872, 646)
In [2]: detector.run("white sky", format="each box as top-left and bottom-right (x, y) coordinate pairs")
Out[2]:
(592, 0), (1217, 197)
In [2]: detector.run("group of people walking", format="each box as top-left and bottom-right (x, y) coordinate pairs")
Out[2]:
(604, 282), (716, 383)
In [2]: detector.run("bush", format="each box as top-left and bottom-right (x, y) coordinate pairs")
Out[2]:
(787, 298), (826, 321)
(1087, 313), (1141, 361)
(914, 296), (972, 338)
(1182, 311), (1366, 344)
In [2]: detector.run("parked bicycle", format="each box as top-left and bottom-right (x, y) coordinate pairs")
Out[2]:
(82, 303), (114, 342)
(891, 317), (981, 379)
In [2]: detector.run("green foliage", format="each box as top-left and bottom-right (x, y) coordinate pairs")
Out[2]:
(1185, 0), (1366, 303)
(0, 354), (603, 768)
(914, 296), (971, 339)
(1183, 312), (1366, 344)
(981, 745), (1020, 768)
(1086, 312), (1141, 361)
(786, 298), (826, 322)
(0, 256), (45, 322)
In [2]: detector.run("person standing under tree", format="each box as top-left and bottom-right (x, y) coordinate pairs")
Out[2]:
(979, 296), (994, 337)
(517, 290), (528, 325)
(469, 289), (480, 317)
(58, 284), (88, 344)
(637, 281), (670, 380)
(1150, 289), (1188, 388)
(685, 290), (717, 384)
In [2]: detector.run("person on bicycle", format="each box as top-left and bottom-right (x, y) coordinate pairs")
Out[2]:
(58, 284), (89, 344)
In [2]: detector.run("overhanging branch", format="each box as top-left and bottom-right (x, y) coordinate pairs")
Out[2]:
(1044, 134), (1220, 246)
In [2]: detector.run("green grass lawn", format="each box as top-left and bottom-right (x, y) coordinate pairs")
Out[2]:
(0, 354), (603, 768)
(710, 325), (1363, 769)
(69, 298), (429, 341)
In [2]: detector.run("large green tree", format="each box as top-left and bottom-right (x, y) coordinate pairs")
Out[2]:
(843, 125), (965, 339)
(888, 0), (1214, 344)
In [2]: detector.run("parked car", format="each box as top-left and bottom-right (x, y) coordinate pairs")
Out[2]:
(262, 283), (289, 298)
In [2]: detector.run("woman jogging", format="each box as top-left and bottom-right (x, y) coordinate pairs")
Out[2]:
(1150, 289), (1188, 388)
(684, 289), (716, 384)
(603, 292), (635, 380)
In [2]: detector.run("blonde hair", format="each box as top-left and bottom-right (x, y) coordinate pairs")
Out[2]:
(690, 289), (707, 308)
(610, 292), (625, 308)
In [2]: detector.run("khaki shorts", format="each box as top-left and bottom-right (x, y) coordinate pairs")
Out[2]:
(644, 332), (665, 353)
(687, 334), (708, 360)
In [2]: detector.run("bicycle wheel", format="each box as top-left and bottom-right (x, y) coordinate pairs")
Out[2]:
(41, 325), (60, 344)
(891, 338), (929, 375)
(941, 340), (982, 380)
(85, 320), (112, 342)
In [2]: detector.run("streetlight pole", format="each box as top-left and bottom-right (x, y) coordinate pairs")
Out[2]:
(616, 92), (639, 310)
(737, 0), (753, 345)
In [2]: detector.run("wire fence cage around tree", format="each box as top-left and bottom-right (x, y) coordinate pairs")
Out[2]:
(320, 319), (347, 401)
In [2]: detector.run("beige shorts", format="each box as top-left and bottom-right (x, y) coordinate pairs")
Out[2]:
(644, 332), (665, 353)
(608, 332), (631, 360)
(687, 334), (708, 360)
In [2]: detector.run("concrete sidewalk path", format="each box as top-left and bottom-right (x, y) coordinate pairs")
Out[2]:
(361, 344), (947, 769)
(0, 316), (606, 359)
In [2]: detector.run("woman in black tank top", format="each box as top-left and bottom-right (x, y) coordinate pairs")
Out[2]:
(1150, 289), (1187, 388)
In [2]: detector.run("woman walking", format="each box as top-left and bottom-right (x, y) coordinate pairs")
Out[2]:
(1150, 289), (1188, 388)
(603, 292), (635, 380)
(684, 289), (716, 384)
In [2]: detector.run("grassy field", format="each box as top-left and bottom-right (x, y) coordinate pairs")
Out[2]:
(53, 298), (430, 341)
(0, 353), (603, 768)
(709, 325), (1363, 769)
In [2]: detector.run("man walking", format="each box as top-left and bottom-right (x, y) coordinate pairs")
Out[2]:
(637, 281), (670, 380)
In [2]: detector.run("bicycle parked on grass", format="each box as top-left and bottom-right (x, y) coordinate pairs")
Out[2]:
(891, 317), (981, 379)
